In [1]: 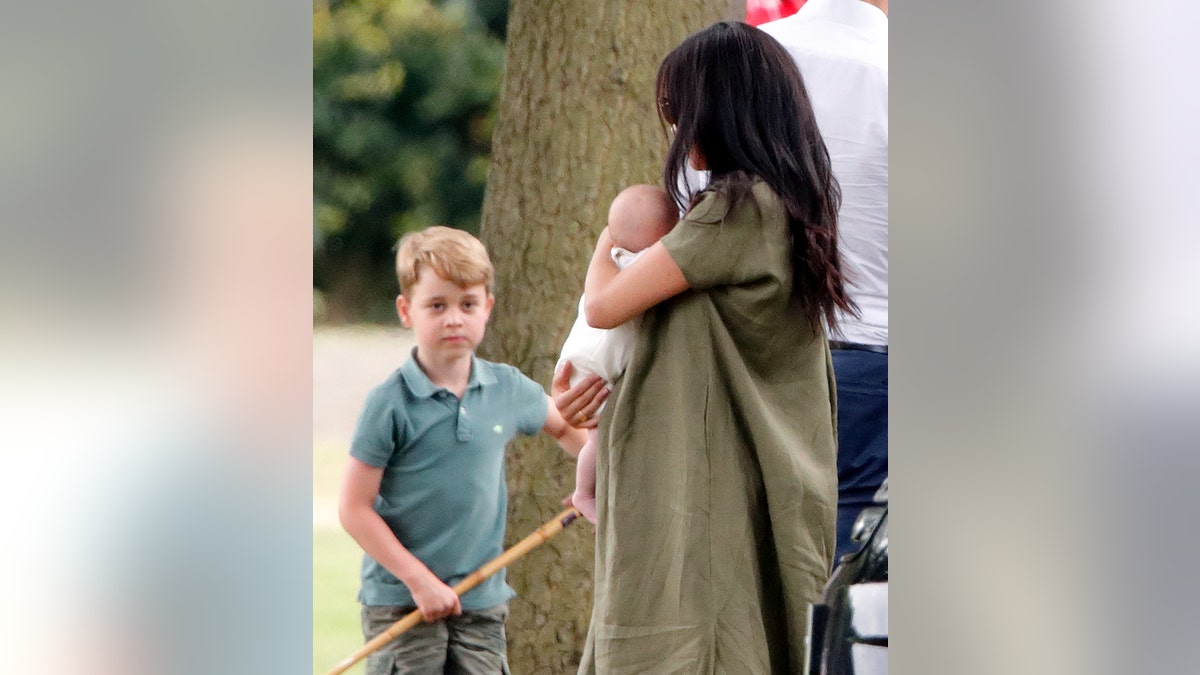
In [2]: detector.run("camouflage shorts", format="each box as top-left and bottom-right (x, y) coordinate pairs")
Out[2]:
(361, 604), (511, 675)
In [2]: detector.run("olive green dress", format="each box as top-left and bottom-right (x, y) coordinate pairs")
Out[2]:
(577, 181), (839, 674)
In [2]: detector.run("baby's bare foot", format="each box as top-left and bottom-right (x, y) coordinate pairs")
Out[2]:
(571, 491), (597, 524)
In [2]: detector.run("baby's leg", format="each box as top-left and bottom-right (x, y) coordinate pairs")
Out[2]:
(571, 429), (598, 524)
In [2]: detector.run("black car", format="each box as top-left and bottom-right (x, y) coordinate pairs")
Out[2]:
(806, 480), (888, 674)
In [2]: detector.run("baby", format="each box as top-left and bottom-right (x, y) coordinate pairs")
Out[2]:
(557, 184), (678, 523)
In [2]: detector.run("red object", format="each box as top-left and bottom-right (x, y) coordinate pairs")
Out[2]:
(746, 0), (805, 26)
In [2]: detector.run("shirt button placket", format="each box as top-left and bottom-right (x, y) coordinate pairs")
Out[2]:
(456, 403), (472, 442)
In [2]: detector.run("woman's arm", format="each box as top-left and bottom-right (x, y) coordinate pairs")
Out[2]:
(583, 228), (690, 329)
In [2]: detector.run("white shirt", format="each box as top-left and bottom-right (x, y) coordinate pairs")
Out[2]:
(761, 0), (888, 345)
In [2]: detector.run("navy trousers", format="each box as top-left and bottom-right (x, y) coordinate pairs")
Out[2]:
(831, 349), (889, 562)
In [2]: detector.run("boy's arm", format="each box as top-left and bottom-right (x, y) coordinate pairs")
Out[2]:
(542, 394), (589, 457)
(337, 457), (461, 622)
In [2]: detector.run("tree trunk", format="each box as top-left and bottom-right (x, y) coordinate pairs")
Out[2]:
(478, 2), (732, 672)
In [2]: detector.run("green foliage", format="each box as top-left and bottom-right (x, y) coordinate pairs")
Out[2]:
(314, 0), (507, 322)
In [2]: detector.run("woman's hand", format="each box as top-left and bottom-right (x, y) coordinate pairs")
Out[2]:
(552, 362), (609, 429)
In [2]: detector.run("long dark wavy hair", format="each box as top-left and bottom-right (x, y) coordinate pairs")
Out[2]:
(656, 21), (857, 330)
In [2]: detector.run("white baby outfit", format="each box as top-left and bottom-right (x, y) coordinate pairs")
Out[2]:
(555, 247), (644, 389)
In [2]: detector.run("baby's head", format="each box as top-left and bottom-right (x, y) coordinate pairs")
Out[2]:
(607, 184), (678, 253)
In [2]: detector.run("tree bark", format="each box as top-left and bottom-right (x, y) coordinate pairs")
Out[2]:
(478, 2), (731, 672)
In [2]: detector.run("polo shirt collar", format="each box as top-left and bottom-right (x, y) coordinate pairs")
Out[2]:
(400, 347), (495, 398)
(795, 0), (887, 40)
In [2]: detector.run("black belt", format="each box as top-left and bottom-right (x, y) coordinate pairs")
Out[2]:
(830, 340), (888, 354)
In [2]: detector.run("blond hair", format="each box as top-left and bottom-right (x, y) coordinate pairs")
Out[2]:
(395, 226), (495, 296)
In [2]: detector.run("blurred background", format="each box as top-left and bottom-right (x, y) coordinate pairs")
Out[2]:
(314, 0), (509, 324)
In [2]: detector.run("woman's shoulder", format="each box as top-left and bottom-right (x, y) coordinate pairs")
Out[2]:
(685, 177), (783, 226)
(747, 178), (786, 218)
(682, 189), (730, 226)
(722, 180), (788, 240)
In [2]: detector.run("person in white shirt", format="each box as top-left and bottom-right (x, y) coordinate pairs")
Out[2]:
(556, 184), (678, 523)
(761, 0), (888, 561)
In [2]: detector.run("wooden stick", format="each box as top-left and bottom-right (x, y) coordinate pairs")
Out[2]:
(324, 507), (583, 675)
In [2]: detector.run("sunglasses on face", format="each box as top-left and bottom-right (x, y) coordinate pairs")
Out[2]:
(657, 97), (675, 125)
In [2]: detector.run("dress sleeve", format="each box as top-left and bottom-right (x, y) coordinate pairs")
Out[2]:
(659, 189), (769, 290)
(349, 384), (401, 468)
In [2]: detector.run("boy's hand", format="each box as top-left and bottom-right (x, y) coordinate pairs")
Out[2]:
(411, 574), (462, 623)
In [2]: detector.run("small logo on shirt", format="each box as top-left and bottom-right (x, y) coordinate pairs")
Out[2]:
(493, 425), (503, 434)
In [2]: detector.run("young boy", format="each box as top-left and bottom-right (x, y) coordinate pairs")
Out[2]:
(556, 184), (678, 523)
(339, 226), (587, 674)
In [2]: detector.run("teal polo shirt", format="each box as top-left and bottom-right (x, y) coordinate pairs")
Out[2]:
(350, 349), (549, 609)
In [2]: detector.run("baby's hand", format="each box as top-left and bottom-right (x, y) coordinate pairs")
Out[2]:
(411, 573), (461, 623)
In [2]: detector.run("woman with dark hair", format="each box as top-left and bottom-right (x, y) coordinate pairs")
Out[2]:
(554, 21), (856, 673)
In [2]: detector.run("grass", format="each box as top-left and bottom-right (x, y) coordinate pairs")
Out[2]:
(314, 524), (366, 675)
(313, 439), (366, 675)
